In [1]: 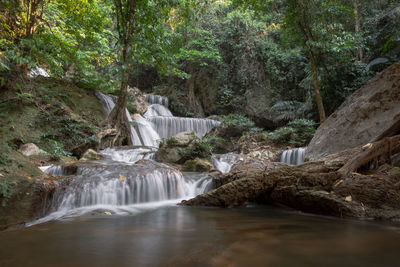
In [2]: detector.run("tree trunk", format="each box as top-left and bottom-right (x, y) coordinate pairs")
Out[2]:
(187, 62), (205, 117)
(354, 0), (363, 62)
(309, 51), (326, 123)
(102, 0), (138, 147)
(104, 46), (133, 146)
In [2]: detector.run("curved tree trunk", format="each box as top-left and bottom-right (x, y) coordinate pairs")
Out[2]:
(100, 0), (137, 147)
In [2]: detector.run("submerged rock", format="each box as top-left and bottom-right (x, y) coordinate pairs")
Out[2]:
(307, 63), (400, 161)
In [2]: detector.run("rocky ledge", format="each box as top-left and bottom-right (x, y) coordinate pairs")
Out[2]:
(182, 135), (400, 220)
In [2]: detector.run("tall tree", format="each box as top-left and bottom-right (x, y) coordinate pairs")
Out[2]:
(103, 0), (138, 146)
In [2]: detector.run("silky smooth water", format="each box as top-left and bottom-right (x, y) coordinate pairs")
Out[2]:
(1, 205), (399, 267)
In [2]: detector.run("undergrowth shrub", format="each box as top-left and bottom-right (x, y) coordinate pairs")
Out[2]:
(270, 119), (316, 147)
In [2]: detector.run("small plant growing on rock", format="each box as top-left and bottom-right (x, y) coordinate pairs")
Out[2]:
(270, 119), (316, 147)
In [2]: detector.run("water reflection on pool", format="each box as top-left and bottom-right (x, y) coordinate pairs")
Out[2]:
(1, 205), (399, 267)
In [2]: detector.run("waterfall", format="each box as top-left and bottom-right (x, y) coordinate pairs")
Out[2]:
(144, 104), (173, 118)
(145, 94), (169, 107)
(212, 153), (243, 174)
(35, 151), (214, 224)
(32, 92), (220, 225)
(100, 147), (156, 164)
(95, 92), (159, 147)
(148, 117), (220, 138)
(280, 147), (306, 165)
(96, 92), (219, 145)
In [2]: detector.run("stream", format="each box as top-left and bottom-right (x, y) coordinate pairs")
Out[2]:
(1, 93), (399, 266)
(1, 206), (400, 266)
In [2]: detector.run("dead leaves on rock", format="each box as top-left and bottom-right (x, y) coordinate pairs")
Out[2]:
(345, 196), (353, 202)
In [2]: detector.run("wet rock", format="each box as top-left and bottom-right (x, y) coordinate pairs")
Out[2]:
(19, 143), (48, 156)
(173, 131), (197, 146)
(80, 149), (104, 161)
(183, 158), (213, 172)
(128, 87), (149, 115)
(155, 132), (209, 164)
(155, 147), (182, 164)
(182, 141), (400, 220)
(307, 63), (400, 161)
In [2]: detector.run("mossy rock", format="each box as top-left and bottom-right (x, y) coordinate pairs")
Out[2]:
(183, 158), (213, 172)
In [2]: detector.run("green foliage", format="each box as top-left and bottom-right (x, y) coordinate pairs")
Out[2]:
(222, 114), (255, 129)
(0, 180), (16, 207)
(36, 101), (99, 156)
(203, 136), (231, 154)
(41, 139), (72, 157)
(220, 114), (256, 136)
(0, 142), (13, 166)
(179, 138), (214, 160)
(270, 119), (316, 147)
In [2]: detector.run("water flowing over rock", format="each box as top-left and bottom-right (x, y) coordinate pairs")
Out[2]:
(96, 92), (219, 146)
(306, 63), (400, 160)
(35, 148), (214, 224)
(131, 114), (161, 147)
(144, 104), (173, 118)
(28, 67), (50, 78)
(280, 148), (306, 165)
(95, 92), (159, 147)
(148, 117), (220, 138)
(212, 153), (243, 174)
(145, 94), (169, 107)
(100, 147), (156, 164)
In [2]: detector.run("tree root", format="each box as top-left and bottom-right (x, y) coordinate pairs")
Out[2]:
(338, 135), (400, 176)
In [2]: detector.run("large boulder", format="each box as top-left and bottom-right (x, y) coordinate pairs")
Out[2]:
(181, 139), (400, 220)
(19, 143), (48, 156)
(306, 63), (400, 161)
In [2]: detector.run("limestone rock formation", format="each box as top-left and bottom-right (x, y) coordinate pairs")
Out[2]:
(127, 87), (149, 115)
(80, 149), (104, 161)
(306, 63), (400, 160)
(183, 158), (213, 172)
(19, 143), (48, 156)
(173, 131), (197, 146)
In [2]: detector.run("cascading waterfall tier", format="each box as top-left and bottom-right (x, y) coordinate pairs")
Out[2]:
(148, 116), (220, 138)
(144, 104), (173, 118)
(280, 147), (306, 165)
(96, 92), (160, 147)
(96, 92), (220, 145)
(31, 92), (219, 225)
(145, 94), (169, 107)
(34, 152), (214, 224)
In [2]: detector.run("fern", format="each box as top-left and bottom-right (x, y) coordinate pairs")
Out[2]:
(269, 101), (306, 123)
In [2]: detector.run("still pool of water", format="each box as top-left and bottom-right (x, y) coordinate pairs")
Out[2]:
(1, 205), (400, 267)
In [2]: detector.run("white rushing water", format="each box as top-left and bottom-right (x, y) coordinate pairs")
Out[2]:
(145, 94), (169, 107)
(34, 152), (214, 225)
(148, 117), (220, 138)
(96, 92), (220, 144)
(280, 147), (306, 165)
(212, 153), (243, 174)
(32, 92), (218, 225)
(144, 104), (173, 118)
